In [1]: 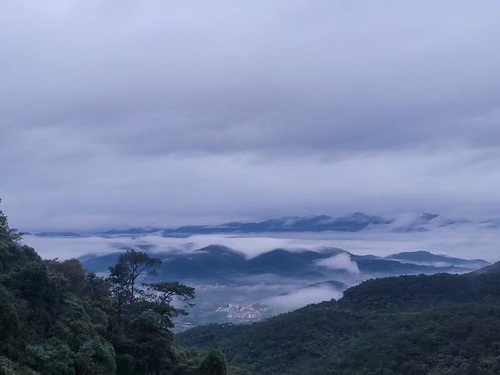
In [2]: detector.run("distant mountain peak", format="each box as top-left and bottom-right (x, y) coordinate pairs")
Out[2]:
(386, 251), (490, 267)
(421, 212), (439, 221)
(80, 245), (489, 285)
(317, 247), (350, 256)
(31, 211), (490, 239)
(195, 245), (246, 258)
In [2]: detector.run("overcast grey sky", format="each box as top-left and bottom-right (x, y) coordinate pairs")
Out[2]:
(2, 0), (500, 231)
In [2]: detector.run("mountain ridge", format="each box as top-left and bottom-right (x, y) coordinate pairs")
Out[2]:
(28, 212), (395, 237)
(29, 211), (500, 238)
(80, 246), (489, 283)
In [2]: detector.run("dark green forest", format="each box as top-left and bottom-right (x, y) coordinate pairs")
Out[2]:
(180, 269), (500, 375)
(0, 201), (235, 375)
(3, 199), (500, 375)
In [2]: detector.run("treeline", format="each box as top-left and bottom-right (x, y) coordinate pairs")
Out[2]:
(4, 196), (500, 375)
(180, 269), (500, 374)
(0, 201), (239, 375)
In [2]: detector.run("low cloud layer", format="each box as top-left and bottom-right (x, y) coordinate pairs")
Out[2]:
(23, 221), (500, 263)
(2, 1), (500, 231)
(316, 254), (360, 274)
(263, 285), (343, 314)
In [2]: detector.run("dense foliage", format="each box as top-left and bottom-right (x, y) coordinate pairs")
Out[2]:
(180, 271), (500, 374)
(0, 201), (232, 375)
(4, 198), (500, 375)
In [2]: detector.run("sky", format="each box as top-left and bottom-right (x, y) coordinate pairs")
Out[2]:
(2, 0), (500, 231)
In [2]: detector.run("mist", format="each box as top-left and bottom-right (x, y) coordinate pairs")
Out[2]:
(23, 220), (500, 263)
(263, 285), (343, 314)
(316, 253), (360, 274)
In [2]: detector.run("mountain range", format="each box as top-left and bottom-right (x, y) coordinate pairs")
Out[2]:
(29, 211), (500, 238)
(80, 245), (489, 284)
(31, 212), (394, 238)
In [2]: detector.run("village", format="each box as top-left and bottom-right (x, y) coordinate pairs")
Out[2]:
(216, 303), (268, 322)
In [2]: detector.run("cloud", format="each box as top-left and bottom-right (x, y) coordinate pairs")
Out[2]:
(2, 1), (500, 231)
(2, 0), (500, 156)
(316, 254), (360, 274)
(2, 3), (500, 138)
(263, 285), (343, 314)
(23, 218), (500, 264)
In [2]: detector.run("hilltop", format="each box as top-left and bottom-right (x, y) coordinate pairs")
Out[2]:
(179, 270), (500, 374)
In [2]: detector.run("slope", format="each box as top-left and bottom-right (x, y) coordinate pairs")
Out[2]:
(179, 271), (500, 375)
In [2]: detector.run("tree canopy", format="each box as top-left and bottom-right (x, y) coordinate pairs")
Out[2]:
(0, 200), (235, 375)
(180, 272), (500, 375)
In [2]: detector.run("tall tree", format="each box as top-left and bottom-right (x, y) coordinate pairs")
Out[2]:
(197, 350), (228, 375)
(145, 282), (195, 329)
(0, 199), (21, 244)
(108, 259), (133, 325)
(108, 250), (161, 304)
(107, 249), (196, 374)
(108, 249), (162, 324)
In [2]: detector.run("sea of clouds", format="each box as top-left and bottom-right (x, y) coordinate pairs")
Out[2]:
(23, 222), (500, 263)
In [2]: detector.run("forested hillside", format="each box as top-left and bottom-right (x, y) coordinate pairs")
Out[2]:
(4, 197), (500, 375)
(180, 269), (500, 375)
(0, 201), (234, 375)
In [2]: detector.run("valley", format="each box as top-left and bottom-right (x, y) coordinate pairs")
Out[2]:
(77, 243), (489, 328)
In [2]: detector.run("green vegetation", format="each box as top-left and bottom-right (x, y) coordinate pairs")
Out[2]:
(180, 271), (500, 374)
(4, 197), (500, 375)
(0, 200), (231, 375)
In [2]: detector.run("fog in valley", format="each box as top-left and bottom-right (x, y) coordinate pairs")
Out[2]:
(21, 220), (500, 323)
(24, 222), (500, 262)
